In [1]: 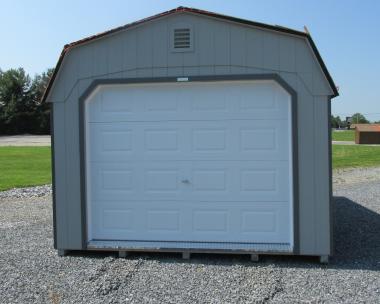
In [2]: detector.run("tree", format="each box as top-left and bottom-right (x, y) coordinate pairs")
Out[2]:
(351, 113), (369, 124)
(29, 68), (54, 134)
(0, 68), (33, 134)
(0, 67), (53, 134)
(331, 115), (344, 128)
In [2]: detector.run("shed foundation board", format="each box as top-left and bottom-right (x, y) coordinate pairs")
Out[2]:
(87, 240), (293, 253)
(250, 254), (259, 262)
(319, 255), (329, 264)
(58, 249), (69, 256)
(118, 251), (129, 258)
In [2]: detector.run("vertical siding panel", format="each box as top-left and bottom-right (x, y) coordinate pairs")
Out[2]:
(136, 26), (153, 68)
(49, 73), (66, 102)
(198, 66), (214, 75)
(214, 66), (230, 75)
(77, 43), (94, 79)
(295, 38), (313, 73)
(230, 25), (246, 74)
(137, 68), (154, 78)
(77, 78), (93, 99)
(295, 38), (313, 93)
(152, 67), (168, 77)
(93, 39), (108, 76)
(123, 31), (137, 78)
(279, 35), (296, 72)
(167, 67), (183, 76)
(312, 61), (333, 95)
(214, 23), (230, 74)
(62, 51), (79, 100)
(245, 67), (267, 75)
(153, 20), (168, 69)
(53, 102), (68, 248)
(299, 73), (313, 96)
(183, 66), (199, 76)
(246, 29), (264, 69)
(197, 18), (214, 75)
(279, 72), (298, 91)
(64, 92), (83, 249)
(296, 38), (332, 96)
(136, 26), (153, 77)
(152, 19), (168, 77)
(262, 31), (280, 71)
(105, 71), (123, 79)
(152, 68), (168, 77)
(314, 97), (331, 254)
(124, 69), (138, 78)
(197, 67), (213, 75)
(183, 21), (199, 72)
(297, 79), (316, 254)
(107, 35), (124, 75)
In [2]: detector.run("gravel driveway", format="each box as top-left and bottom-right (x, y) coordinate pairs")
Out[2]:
(1, 170), (379, 303)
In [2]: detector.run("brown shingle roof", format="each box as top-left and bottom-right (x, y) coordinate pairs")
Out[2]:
(356, 124), (380, 132)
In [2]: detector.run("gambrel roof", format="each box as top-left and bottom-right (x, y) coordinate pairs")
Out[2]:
(42, 6), (338, 102)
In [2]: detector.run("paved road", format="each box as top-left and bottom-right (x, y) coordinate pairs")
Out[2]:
(0, 135), (50, 146)
(332, 140), (355, 145)
(332, 140), (380, 146)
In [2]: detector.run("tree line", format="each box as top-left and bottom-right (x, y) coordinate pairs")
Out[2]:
(0, 68), (53, 135)
(331, 113), (380, 129)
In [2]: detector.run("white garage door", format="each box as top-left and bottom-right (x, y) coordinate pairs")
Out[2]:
(85, 80), (293, 249)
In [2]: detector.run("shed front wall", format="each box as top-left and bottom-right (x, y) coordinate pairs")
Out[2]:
(51, 12), (332, 255)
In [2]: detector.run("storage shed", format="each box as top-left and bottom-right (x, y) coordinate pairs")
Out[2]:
(355, 124), (380, 144)
(44, 7), (338, 262)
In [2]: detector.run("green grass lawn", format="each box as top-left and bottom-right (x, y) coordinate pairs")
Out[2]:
(0, 144), (379, 191)
(332, 145), (380, 169)
(332, 130), (355, 141)
(0, 146), (51, 191)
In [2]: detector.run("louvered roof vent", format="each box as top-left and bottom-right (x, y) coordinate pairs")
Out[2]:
(171, 25), (193, 52)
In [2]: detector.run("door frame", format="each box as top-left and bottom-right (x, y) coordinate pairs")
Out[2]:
(79, 74), (299, 253)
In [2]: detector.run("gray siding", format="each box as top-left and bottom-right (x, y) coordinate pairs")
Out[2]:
(52, 102), (68, 248)
(50, 12), (332, 255)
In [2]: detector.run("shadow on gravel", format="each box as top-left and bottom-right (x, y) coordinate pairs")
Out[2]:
(329, 196), (380, 271)
(65, 196), (380, 271)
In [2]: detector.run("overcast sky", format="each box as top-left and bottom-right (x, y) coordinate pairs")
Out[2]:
(1, 0), (379, 120)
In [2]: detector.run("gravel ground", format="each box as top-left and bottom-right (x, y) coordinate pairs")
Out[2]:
(0, 185), (52, 200)
(0, 170), (379, 303)
(333, 166), (380, 185)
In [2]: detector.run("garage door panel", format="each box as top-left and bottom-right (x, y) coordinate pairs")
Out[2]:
(88, 120), (289, 161)
(89, 111), (289, 123)
(90, 161), (289, 202)
(91, 201), (290, 243)
(86, 80), (293, 246)
(88, 82), (289, 123)
(89, 124), (135, 156)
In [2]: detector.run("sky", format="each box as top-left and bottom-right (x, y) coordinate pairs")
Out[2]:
(1, 0), (379, 120)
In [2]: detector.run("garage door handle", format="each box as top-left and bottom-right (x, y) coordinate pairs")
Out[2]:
(181, 179), (190, 184)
